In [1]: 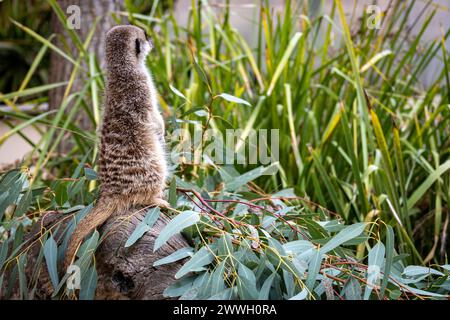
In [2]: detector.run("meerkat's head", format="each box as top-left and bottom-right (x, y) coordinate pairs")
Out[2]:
(105, 25), (153, 68)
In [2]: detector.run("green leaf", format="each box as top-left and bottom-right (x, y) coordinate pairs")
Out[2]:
(44, 236), (59, 290)
(209, 260), (227, 295)
(344, 277), (362, 300)
(258, 273), (276, 300)
(0, 240), (8, 268)
(396, 284), (446, 297)
(306, 248), (322, 291)
(289, 288), (308, 300)
(267, 32), (302, 95)
(283, 240), (315, 255)
(320, 223), (366, 254)
(15, 190), (32, 217)
(17, 254), (28, 299)
(217, 93), (251, 106)
(217, 233), (233, 257)
(0, 274), (3, 295)
(163, 275), (196, 298)
(389, 289), (402, 299)
(168, 176), (177, 207)
(238, 263), (256, 284)
(402, 266), (444, 277)
(175, 246), (214, 279)
(208, 287), (234, 300)
(125, 224), (150, 248)
(84, 167), (98, 181)
(283, 269), (295, 298)
(54, 181), (68, 207)
(236, 276), (258, 300)
(364, 242), (385, 300)
(360, 50), (392, 73)
(380, 225), (394, 298)
(224, 163), (277, 191)
(79, 265), (97, 300)
(407, 160), (450, 210)
(0, 192), (10, 221)
(0, 82), (69, 102)
(192, 57), (212, 93)
(153, 247), (194, 267)
(169, 84), (188, 101)
(75, 230), (99, 275)
(154, 210), (200, 251)
(0, 170), (25, 220)
(125, 207), (160, 248)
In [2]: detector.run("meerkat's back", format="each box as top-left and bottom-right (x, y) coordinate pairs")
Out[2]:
(64, 25), (168, 270)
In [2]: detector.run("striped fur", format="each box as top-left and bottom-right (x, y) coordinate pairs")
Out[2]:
(64, 25), (168, 271)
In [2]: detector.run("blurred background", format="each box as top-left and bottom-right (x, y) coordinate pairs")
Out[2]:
(1, 0), (449, 165)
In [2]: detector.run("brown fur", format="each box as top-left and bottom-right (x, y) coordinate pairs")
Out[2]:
(64, 25), (168, 271)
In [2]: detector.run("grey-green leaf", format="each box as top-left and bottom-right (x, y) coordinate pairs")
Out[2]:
(380, 225), (394, 298)
(169, 84), (188, 100)
(283, 240), (314, 255)
(320, 222), (366, 254)
(289, 288), (308, 300)
(44, 236), (59, 290)
(153, 247), (194, 267)
(79, 265), (97, 300)
(175, 246), (214, 279)
(125, 207), (160, 248)
(154, 210), (200, 251)
(224, 164), (277, 191)
(258, 273), (276, 300)
(217, 93), (251, 106)
(364, 241), (385, 300)
(344, 277), (362, 300)
(306, 248), (322, 290)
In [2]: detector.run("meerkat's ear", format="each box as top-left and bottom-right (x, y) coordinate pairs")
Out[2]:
(135, 38), (141, 56)
(148, 38), (154, 52)
(143, 29), (153, 52)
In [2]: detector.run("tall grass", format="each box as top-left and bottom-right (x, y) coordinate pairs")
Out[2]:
(0, 0), (449, 268)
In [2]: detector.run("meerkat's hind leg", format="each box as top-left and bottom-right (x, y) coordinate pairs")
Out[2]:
(139, 193), (170, 208)
(152, 197), (170, 208)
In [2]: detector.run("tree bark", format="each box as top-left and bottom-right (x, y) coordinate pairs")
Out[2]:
(48, 0), (120, 150)
(3, 207), (189, 300)
(95, 209), (189, 300)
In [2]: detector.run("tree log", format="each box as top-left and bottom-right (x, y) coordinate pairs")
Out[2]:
(95, 208), (189, 300)
(2, 207), (189, 300)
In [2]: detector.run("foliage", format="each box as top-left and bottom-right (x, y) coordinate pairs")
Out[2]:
(0, 167), (449, 300)
(0, 0), (449, 300)
(0, 0), (52, 93)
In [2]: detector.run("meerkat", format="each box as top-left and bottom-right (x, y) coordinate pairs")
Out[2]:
(64, 25), (168, 271)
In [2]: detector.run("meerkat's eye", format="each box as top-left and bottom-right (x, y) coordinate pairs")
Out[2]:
(135, 38), (141, 56)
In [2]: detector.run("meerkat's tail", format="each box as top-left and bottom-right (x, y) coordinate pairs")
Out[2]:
(63, 200), (117, 272)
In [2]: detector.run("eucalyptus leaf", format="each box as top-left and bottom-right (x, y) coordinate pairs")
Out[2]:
(217, 93), (251, 106)
(289, 288), (308, 300)
(44, 236), (59, 290)
(79, 265), (97, 300)
(320, 223), (366, 254)
(125, 207), (160, 248)
(153, 247), (194, 267)
(154, 210), (200, 251)
(175, 246), (214, 279)
(364, 242), (385, 300)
